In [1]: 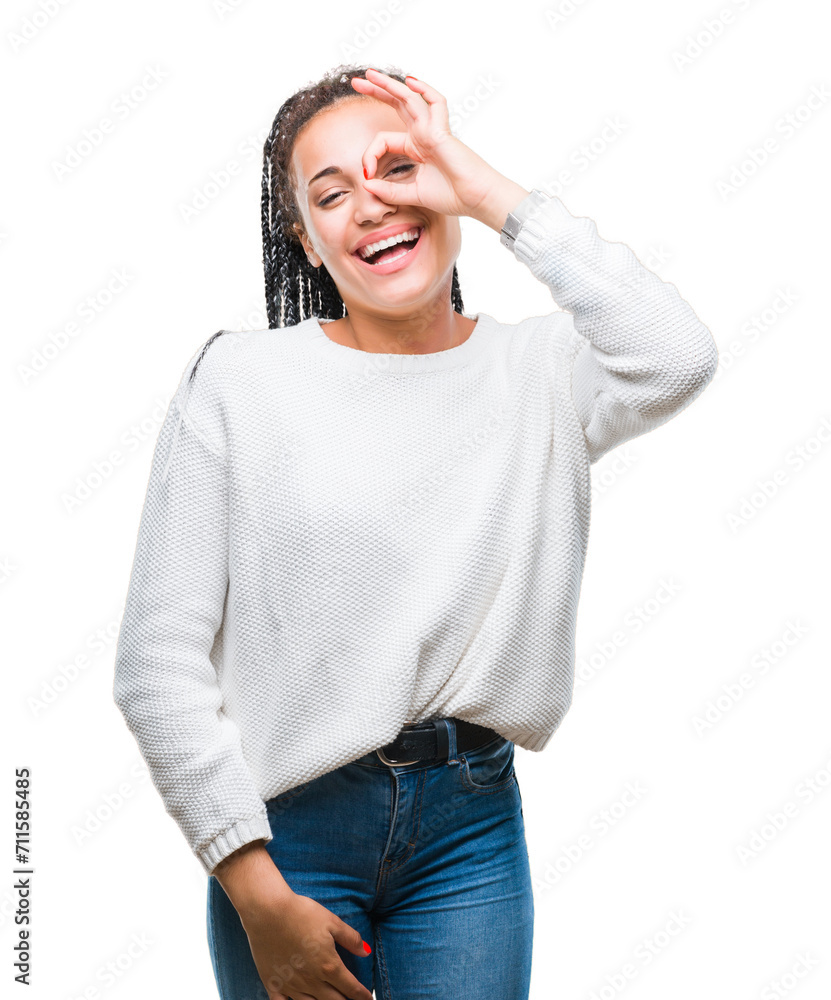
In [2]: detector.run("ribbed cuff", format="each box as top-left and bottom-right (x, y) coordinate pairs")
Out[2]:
(512, 192), (575, 264)
(198, 812), (274, 877)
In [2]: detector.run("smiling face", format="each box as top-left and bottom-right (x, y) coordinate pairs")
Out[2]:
(289, 95), (462, 322)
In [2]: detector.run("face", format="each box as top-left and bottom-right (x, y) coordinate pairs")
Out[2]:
(290, 96), (461, 320)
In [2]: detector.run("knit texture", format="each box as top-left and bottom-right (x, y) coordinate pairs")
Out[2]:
(113, 193), (718, 876)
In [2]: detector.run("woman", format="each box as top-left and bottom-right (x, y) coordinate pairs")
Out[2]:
(113, 64), (718, 999)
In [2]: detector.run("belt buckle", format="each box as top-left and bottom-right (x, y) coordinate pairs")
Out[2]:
(376, 719), (421, 767)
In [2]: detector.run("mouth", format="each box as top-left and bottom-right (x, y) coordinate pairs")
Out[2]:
(351, 226), (424, 274)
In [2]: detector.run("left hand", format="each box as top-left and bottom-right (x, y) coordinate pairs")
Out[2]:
(349, 69), (509, 222)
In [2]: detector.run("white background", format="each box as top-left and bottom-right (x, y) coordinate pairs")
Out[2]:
(4, 0), (830, 997)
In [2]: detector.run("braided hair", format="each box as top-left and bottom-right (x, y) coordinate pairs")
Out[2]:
(261, 62), (465, 329)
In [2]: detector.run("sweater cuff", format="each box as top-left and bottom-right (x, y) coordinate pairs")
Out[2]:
(197, 812), (274, 877)
(512, 191), (575, 264)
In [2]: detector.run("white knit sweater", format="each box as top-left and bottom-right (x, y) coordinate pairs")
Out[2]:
(113, 192), (718, 876)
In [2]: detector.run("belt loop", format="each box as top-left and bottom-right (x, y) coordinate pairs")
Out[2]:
(435, 717), (458, 764)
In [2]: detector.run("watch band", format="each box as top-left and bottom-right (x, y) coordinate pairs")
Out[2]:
(500, 188), (551, 254)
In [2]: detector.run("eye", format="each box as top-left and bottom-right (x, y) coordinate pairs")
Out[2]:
(318, 164), (415, 206)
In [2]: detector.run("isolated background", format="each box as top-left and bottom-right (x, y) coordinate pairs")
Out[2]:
(4, 0), (830, 997)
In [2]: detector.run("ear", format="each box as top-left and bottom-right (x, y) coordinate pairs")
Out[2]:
(293, 223), (322, 268)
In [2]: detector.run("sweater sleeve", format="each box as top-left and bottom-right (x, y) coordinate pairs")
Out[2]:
(113, 337), (273, 877)
(511, 192), (719, 465)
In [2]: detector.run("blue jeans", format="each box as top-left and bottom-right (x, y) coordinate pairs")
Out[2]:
(206, 718), (534, 998)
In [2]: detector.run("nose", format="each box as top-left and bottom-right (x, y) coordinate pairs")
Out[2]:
(353, 181), (398, 224)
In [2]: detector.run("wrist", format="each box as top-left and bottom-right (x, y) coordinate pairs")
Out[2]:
(498, 187), (554, 254)
(213, 841), (293, 916)
(468, 177), (532, 233)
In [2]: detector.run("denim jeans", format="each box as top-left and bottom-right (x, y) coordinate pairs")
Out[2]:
(206, 718), (534, 999)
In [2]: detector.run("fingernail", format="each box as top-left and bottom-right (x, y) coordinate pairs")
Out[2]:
(363, 167), (368, 179)
(362, 940), (372, 954)
(405, 75), (417, 80)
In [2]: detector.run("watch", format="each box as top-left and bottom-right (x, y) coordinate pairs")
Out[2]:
(500, 188), (551, 254)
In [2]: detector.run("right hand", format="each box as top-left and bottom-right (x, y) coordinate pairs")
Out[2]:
(241, 888), (373, 1000)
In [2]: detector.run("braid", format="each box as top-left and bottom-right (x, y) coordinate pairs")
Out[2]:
(261, 116), (282, 326)
(189, 328), (229, 384)
(261, 63), (465, 330)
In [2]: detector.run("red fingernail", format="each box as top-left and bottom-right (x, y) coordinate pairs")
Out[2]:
(405, 75), (417, 80)
(363, 167), (368, 179)
(363, 940), (372, 954)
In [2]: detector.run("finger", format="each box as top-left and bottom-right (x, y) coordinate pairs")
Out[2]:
(350, 74), (398, 109)
(324, 970), (375, 1000)
(361, 176), (418, 205)
(354, 69), (429, 123)
(330, 918), (370, 958)
(361, 131), (420, 179)
(329, 923), (374, 999)
(356, 72), (450, 139)
(400, 75), (447, 109)
(350, 75), (407, 118)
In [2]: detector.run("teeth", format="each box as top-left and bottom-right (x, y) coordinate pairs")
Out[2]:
(374, 245), (411, 266)
(357, 227), (421, 260)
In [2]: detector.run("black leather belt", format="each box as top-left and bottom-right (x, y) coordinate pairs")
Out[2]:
(376, 717), (500, 766)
